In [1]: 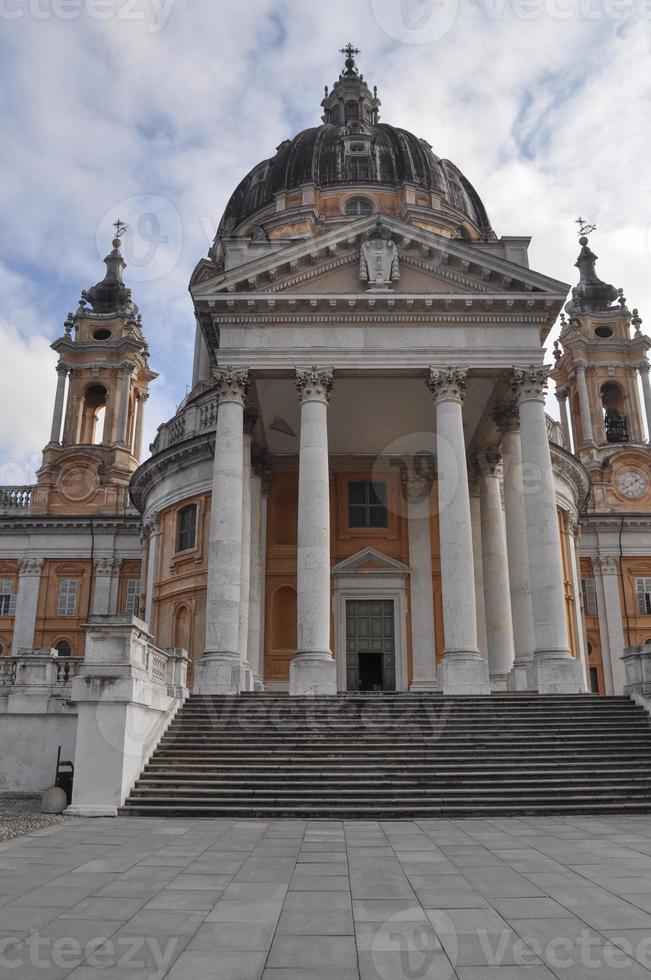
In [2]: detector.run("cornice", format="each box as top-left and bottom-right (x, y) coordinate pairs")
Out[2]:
(129, 432), (215, 513)
(550, 443), (591, 507)
(0, 517), (141, 535)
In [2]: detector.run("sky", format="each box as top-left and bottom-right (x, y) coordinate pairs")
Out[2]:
(1, 0), (650, 483)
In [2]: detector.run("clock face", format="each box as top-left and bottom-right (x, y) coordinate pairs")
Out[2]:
(617, 470), (648, 499)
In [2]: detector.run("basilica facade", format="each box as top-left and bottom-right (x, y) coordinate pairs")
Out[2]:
(1, 50), (650, 699)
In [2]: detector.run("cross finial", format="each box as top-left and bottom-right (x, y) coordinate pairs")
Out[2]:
(340, 43), (360, 60)
(113, 218), (127, 240)
(575, 216), (597, 239)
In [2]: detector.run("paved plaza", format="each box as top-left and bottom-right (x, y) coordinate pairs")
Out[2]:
(2, 816), (651, 978)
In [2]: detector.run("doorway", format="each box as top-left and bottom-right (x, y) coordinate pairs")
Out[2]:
(346, 599), (396, 692)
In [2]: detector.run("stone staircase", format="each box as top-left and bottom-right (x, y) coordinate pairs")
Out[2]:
(121, 693), (651, 818)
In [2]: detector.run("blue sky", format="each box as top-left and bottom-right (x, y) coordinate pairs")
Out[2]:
(1, 0), (650, 482)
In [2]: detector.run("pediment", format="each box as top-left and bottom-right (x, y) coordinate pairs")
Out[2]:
(191, 214), (570, 304)
(331, 547), (410, 576)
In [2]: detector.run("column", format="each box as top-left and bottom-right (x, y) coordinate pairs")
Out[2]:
(116, 363), (132, 447)
(248, 450), (269, 691)
(555, 386), (571, 449)
(198, 332), (212, 383)
(638, 360), (651, 443)
(49, 364), (68, 444)
(511, 367), (581, 693)
(290, 367), (337, 696)
(133, 392), (148, 460)
(575, 361), (594, 444)
(494, 404), (536, 691)
(144, 512), (160, 632)
(567, 517), (589, 691)
(476, 449), (515, 690)
(469, 485), (489, 659)
(593, 556), (628, 695)
(426, 368), (490, 695)
(11, 559), (44, 655)
(237, 409), (256, 691)
(138, 527), (149, 620)
(195, 368), (250, 695)
(405, 470), (438, 691)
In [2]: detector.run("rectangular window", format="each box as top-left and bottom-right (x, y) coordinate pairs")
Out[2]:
(0, 580), (16, 617)
(581, 578), (597, 616)
(57, 579), (78, 617)
(124, 578), (140, 617)
(348, 481), (388, 529)
(177, 504), (197, 553)
(636, 578), (651, 615)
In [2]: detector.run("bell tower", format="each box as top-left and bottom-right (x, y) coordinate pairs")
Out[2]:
(33, 224), (158, 516)
(551, 231), (651, 510)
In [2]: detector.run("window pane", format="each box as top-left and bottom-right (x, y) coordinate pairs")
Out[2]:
(348, 481), (388, 529)
(177, 505), (197, 552)
(58, 580), (78, 617)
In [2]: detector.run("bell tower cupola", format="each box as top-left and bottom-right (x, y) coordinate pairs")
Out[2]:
(33, 223), (158, 517)
(551, 224), (651, 508)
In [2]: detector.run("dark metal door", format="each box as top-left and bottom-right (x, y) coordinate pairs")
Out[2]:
(345, 599), (396, 691)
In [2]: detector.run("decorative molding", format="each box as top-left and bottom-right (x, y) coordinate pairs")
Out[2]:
(18, 558), (44, 576)
(213, 367), (250, 406)
(476, 448), (502, 477)
(510, 366), (549, 404)
(492, 402), (519, 434)
(295, 367), (333, 404)
(427, 366), (467, 403)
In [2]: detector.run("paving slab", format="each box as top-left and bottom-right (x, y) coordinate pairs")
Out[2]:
(0, 816), (651, 978)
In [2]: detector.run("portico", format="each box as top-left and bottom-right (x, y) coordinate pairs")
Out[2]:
(193, 356), (583, 696)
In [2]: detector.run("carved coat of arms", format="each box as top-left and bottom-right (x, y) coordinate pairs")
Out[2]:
(359, 220), (400, 289)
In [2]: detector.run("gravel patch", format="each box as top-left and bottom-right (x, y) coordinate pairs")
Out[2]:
(0, 795), (70, 842)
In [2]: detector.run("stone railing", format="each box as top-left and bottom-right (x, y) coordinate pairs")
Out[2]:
(151, 391), (218, 454)
(0, 486), (33, 513)
(0, 649), (81, 713)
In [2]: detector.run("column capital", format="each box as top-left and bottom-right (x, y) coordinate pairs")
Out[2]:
(427, 367), (467, 403)
(574, 359), (588, 374)
(636, 358), (650, 375)
(567, 514), (581, 541)
(144, 511), (160, 535)
(18, 558), (44, 576)
(555, 386), (569, 400)
(213, 367), (250, 406)
(510, 366), (549, 405)
(594, 555), (620, 576)
(475, 448), (502, 477)
(243, 407), (259, 436)
(56, 362), (70, 377)
(138, 390), (150, 403)
(492, 401), (519, 434)
(295, 366), (333, 404)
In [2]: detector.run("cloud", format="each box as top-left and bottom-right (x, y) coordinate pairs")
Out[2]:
(1, 0), (649, 478)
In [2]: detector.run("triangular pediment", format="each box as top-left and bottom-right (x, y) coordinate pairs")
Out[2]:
(331, 547), (410, 576)
(190, 215), (570, 303)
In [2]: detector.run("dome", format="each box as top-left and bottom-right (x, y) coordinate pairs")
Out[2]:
(215, 47), (494, 245)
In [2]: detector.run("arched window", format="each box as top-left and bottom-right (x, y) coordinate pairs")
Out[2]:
(601, 383), (628, 443)
(344, 197), (374, 217)
(55, 640), (72, 657)
(176, 504), (197, 553)
(80, 385), (107, 445)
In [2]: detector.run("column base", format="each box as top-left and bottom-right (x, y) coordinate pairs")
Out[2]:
(409, 676), (441, 693)
(490, 672), (510, 693)
(289, 651), (337, 697)
(508, 658), (534, 692)
(193, 652), (243, 695)
(252, 674), (265, 693)
(529, 653), (582, 694)
(439, 651), (491, 696)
